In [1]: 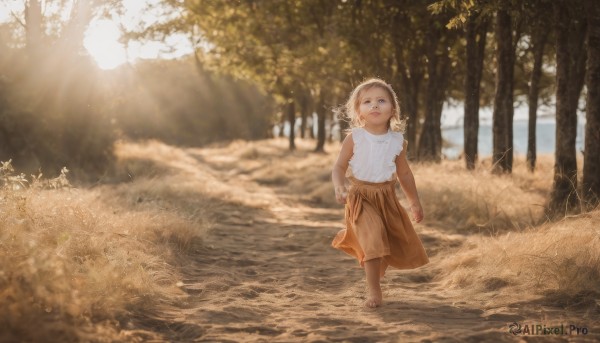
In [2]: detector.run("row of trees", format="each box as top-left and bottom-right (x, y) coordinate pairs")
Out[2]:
(149, 0), (599, 215)
(443, 0), (599, 215)
(0, 0), (598, 215)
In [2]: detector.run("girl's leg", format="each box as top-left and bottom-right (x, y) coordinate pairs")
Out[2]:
(364, 258), (382, 308)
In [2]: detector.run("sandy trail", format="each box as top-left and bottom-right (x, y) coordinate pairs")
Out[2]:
(131, 145), (599, 343)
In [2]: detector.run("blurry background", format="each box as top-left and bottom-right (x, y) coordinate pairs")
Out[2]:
(0, 0), (596, 198)
(0, 0), (274, 181)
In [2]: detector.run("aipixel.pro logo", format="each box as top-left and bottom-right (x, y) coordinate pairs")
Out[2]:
(509, 322), (589, 336)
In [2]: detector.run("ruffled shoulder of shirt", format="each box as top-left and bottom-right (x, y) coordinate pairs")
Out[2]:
(390, 131), (405, 158)
(351, 127), (365, 144)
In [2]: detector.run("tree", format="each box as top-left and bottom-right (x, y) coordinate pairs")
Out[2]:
(582, 0), (600, 209)
(389, 1), (428, 158)
(464, 13), (488, 169)
(491, 7), (515, 174)
(548, 0), (587, 216)
(432, 0), (557, 172)
(525, 21), (549, 172)
(296, 87), (313, 139)
(286, 99), (296, 151)
(314, 90), (328, 153)
(417, 13), (455, 162)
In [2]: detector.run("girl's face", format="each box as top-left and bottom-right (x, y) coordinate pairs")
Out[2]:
(357, 86), (394, 129)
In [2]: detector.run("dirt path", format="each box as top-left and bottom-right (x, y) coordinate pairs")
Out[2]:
(132, 146), (598, 343)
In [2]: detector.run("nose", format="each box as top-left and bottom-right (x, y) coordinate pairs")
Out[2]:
(371, 103), (379, 109)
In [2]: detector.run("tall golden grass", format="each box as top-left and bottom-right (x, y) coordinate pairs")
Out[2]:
(415, 156), (554, 234)
(437, 211), (600, 308)
(0, 141), (224, 341)
(0, 188), (185, 341)
(1, 138), (598, 341)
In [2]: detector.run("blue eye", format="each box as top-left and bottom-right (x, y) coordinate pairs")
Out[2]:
(378, 99), (386, 103)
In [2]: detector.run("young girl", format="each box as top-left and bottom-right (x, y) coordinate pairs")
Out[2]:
(331, 78), (429, 308)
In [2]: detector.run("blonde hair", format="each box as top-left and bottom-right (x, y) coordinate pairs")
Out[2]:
(343, 78), (406, 132)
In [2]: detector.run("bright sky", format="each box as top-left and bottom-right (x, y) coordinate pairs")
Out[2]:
(84, 0), (193, 69)
(0, 0), (193, 70)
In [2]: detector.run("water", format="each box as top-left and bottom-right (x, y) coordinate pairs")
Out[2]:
(442, 119), (586, 159)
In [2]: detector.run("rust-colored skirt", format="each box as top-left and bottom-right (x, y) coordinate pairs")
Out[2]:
(331, 178), (429, 276)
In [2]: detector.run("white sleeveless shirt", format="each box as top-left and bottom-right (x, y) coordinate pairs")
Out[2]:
(348, 127), (404, 183)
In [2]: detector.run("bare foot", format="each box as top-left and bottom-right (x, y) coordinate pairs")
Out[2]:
(363, 258), (383, 308)
(364, 288), (382, 308)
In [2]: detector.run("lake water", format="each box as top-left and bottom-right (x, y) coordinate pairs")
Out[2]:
(442, 119), (587, 159)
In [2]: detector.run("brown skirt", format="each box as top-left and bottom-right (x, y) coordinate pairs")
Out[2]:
(331, 178), (429, 276)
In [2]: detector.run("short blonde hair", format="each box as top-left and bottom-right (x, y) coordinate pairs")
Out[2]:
(344, 78), (406, 132)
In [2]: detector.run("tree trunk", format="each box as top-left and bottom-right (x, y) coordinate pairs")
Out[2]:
(549, 2), (587, 216)
(526, 26), (549, 172)
(287, 100), (296, 151)
(278, 111), (286, 138)
(298, 92), (309, 139)
(300, 109), (307, 139)
(506, 18), (523, 171)
(434, 50), (451, 159)
(418, 23), (443, 162)
(492, 9), (514, 174)
(308, 112), (315, 139)
(583, 0), (600, 209)
(464, 16), (488, 170)
(314, 93), (326, 153)
(396, 51), (423, 160)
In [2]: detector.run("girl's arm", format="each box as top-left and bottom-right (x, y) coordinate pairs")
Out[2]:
(395, 143), (424, 222)
(332, 133), (354, 204)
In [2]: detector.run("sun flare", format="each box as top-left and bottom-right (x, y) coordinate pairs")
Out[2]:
(83, 19), (127, 70)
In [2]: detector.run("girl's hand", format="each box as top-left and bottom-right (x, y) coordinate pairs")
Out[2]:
(335, 186), (348, 204)
(410, 203), (424, 223)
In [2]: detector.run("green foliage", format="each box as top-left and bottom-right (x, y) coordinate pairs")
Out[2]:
(149, 0), (352, 102)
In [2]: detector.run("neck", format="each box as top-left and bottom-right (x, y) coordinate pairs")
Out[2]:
(363, 123), (389, 135)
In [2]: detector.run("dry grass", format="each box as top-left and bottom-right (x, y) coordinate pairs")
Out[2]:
(0, 187), (198, 341)
(436, 210), (600, 308)
(0, 140), (225, 342)
(414, 155), (554, 234)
